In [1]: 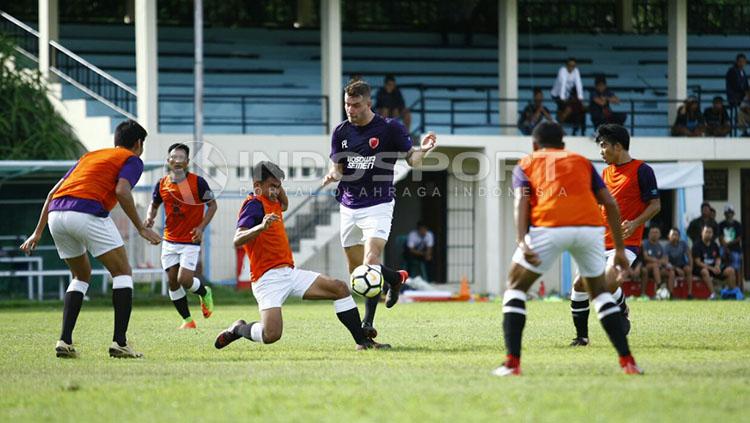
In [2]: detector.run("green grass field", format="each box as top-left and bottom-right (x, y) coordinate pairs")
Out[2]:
(1, 299), (748, 422)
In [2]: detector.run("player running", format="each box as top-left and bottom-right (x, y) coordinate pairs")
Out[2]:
(322, 79), (437, 341)
(215, 161), (387, 350)
(493, 122), (642, 376)
(144, 143), (217, 329)
(20, 120), (162, 359)
(569, 124), (660, 346)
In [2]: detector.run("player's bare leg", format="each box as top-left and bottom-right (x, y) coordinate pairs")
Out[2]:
(56, 253), (92, 358)
(345, 245), (378, 339)
(97, 246), (142, 358)
(303, 275), (389, 349)
(364, 237), (408, 309)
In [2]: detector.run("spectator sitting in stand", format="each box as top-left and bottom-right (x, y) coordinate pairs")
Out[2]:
(640, 226), (675, 298)
(672, 97), (705, 137)
(589, 75), (626, 129)
(687, 202), (719, 245)
(664, 228), (693, 298)
(703, 96), (731, 137)
(518, 88), (554, 135)
(404, 221), (434, 281)
(718, 204), (743, 294)
(375, 74), (411, 131)
(725, 53), (748, 108)
(692, 225), (742, 300)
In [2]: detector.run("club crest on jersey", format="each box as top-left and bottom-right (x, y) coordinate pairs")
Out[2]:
(341, 139), (348, 149)
(368, 137), (380, 149)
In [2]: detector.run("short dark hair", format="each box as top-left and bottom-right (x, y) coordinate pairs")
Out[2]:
(345, 80), (371, 98)
(416, 220), (427, 229)
(713, 96), (724, 103)
(595, 124), (630, 150)
(252, 161), (285, 183)
(533, 87), (543, 95)
(168, 143), (190, 157)
(594, 74), (607, 85)
(114, 119), (147, 148)
(532, 122), (564, 148)
(384, 74), (396, 83)
(737, 53), (746, 62)
(566, 57), (576, 64)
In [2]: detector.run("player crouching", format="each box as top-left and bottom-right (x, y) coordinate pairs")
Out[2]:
(215, 161), (388, 350)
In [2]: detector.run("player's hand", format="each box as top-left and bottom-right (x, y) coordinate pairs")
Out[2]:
(321, 170), (342, 187)
(519, 240), (541, 266)
(143, 216), (155, 229)
(138, 227), (162, 245)
(190, 227), (203, 243)
(419, 132), (437, 153)
(621, 220), (637, 239)
(19, 232), (42, 255)
(613, 249), (629, 273)
(261, 213), (280, 230)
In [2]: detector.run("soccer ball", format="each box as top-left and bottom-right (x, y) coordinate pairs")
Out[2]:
(655, 286), (671, 300)
(350, 264), (383, 298)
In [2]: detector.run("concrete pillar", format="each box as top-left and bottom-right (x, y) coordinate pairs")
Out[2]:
(668, 0), (687, 125)
(38, 0), (58, 81)
(498, 0), (518, 135)
(482, 149), (504, 295)
(320, 0), (342, 133)
(617, 0), (633, 33)
(136, 0), (159, 134)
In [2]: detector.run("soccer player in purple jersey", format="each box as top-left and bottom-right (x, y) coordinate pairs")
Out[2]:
(322, 79), (437, 342)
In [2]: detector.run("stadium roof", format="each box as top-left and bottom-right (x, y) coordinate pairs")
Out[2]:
(0, 161), (163, 185)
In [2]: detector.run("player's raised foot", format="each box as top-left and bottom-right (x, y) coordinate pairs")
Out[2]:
(490, 364), (521, 377)
(108, 342), (143, 359)
(200, 286), (214, 318)
(620, 355), (644, 375)
(569, 337), (589, 347)
(356, 339), (391, 350)
(385, 270), (409, 308)
(214, 319), (246, 349)
(55, 340), (78, 359)
(179, 318), (196, 330)
(361, 322), (378, 339)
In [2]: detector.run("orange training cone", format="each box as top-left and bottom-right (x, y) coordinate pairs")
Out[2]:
(458, 276), (471, 300)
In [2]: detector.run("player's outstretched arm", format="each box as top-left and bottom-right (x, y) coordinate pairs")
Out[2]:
(233, 213), (280, 247)
(19, 177), (65, 254)
(406, 132), (437, 167)
(321, 162), (343, 187)
(115, 178), (161, 245)
(143, 201), (160, 228)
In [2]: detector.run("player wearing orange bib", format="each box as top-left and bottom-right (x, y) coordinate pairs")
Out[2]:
(214, 161), (388, 350)
(144, 143), (217, 329)
(493, 122), (642, 376)
(20, 120), (162, 359)
(569, 124), (660, 346)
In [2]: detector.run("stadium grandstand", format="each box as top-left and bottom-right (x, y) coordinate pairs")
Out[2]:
(1, 0), (749, 300)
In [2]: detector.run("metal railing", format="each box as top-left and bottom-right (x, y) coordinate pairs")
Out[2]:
(0, 10), (137, 120)
(284, 187), (339, 253)
(158, 94), (329, 133)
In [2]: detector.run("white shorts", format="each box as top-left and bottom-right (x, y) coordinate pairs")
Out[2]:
(251, 267), (320, 310)
(340, 201), (395, 247)
(605, 248), (639, 268)
(161, 241), (200, 271)
(48, 211), (124, 259)
(512, 226), (606, 277)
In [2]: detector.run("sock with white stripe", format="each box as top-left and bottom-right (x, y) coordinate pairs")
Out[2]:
(112, 275), (133, 347)
(593, 292), (631, 357)
(334, 296), (368, 345)
(570, 289), (590, 339)
(502, 289), (527, 366)
(60, 279), (89, 344)
(613, 287), (627, 313)
(189, 277), (207, 296)
(169, 287), (191, 320)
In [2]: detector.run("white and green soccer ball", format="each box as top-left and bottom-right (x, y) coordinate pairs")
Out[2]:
(350, 264), (383, 298)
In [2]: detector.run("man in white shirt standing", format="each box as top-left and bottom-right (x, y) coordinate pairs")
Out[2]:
(551, 57), (586, 134)
(406, 221), (435, 281)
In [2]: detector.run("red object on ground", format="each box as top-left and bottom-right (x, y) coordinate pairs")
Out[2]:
(236, 248), (252, 290)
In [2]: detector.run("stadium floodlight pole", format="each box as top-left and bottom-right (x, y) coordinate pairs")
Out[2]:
(194, 0), (204, 172)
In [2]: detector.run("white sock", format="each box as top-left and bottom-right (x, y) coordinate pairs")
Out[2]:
(169, 287), (186, 301)
(189, 277), (201, 293)
(333, 296), (357, 313)
(613, 287), (624, 304)
(112, 275), (133, 289)
(592, 292), (620, 319)
(570, 289), (589, 302)
(250, 322), (265, 344)
(67, 279), (89, 295)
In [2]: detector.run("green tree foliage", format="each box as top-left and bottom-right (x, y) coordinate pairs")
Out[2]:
(0, 36), (85, 160)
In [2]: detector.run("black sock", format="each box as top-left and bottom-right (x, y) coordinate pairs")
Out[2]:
(502, 290), (527, 358)
(337, 307), (368, 344)
(594, 296), (631, 357)
(571, 299), (590, 339)
(616, 293), (627, 313)
(112, 288), (132, 347)
(234, 321), (258, 340)
(193, 280), (207, 296)
(380, 264), (402, 286)
(60, 291), (84, 344)
(363, 295), (379, 325)
(172, 296), (191, 320)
